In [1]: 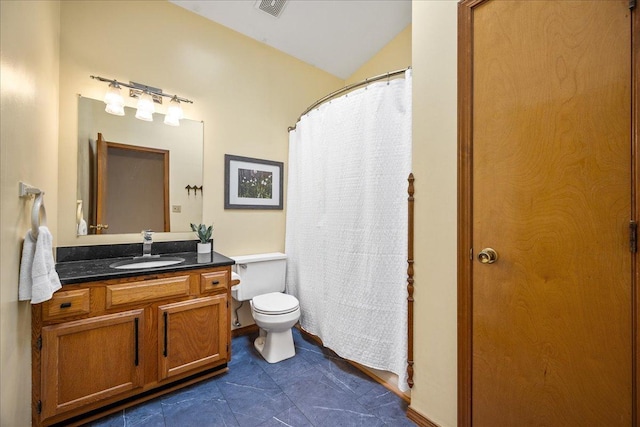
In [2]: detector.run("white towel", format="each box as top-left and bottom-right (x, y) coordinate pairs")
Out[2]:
(77, 218), (87, 236)
(18, 231), (36, 302)
(18, 226), (61, 304)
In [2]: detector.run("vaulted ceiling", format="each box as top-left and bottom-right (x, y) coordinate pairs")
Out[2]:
(170, 0), (412, 79)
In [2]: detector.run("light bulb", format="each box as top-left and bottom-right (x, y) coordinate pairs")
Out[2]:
(135, 91), (155, 121)
(103, 82), (124, 116)
(164, 96), (183, 126)
(105, 103), (124, 116)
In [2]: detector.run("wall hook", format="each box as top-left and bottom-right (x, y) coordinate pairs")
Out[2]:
(186, 185), (203, 196)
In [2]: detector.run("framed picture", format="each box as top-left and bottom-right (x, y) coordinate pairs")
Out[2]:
(224, 154), (284, 209)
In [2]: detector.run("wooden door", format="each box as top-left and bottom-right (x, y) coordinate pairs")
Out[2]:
(40, 310), (144, 418)
(458, 1), (635, 425)
(158, 295), (228, 380)
(96, 133), (170, 234)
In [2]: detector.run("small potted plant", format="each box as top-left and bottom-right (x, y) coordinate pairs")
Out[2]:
(191, 223), (213, 253)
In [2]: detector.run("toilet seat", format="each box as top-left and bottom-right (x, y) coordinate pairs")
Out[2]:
(252, 292), (299, 315)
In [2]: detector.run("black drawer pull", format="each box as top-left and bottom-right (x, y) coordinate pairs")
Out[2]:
(163, 312), (168, 357)
(212, 280), (220, 285)
(134, 318), (139, 366)
(60, 302), (72, 309)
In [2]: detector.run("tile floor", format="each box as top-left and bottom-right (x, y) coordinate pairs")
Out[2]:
(88, 328), (415, 427)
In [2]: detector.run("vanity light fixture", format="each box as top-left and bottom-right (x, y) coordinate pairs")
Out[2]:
(90, 75), (193, 126)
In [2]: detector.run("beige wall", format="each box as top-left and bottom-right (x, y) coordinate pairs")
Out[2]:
(346, 24), (412, 85)
(0, 1), (60, 426)
(410, 1), (458, 426)
(57, 1), (342, 255)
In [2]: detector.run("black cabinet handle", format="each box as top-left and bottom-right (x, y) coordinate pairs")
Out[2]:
(134, 318), (139, 366)
(60, 302), (72, 308)
(212, 280), (220, 285)
(163, 312), (168, 357)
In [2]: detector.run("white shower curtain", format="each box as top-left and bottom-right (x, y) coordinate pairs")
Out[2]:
(286, 70), (412, 391)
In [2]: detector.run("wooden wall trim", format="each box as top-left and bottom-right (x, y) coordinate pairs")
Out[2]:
(407, 173), (415, 389)
(406, 406), (441, 427)
(632, 4), (639, 426)
(457, 0), (483, 425)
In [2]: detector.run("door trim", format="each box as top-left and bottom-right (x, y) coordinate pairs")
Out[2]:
(96, 134), (171, 233)
(457, 1), (481, 425)
(632, 2), (639, 423)
(457, 1), (638, 425)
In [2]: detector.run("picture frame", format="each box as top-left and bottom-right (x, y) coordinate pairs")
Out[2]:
(224, 154), (284, 210)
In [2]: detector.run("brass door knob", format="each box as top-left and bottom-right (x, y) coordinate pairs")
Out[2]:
(477, 248), (498, 264)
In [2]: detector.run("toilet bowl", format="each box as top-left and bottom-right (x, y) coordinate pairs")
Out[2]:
(250, 292), (300, 363)
(231, 253), (300, 363)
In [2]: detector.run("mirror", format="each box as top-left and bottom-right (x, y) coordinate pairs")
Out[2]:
(77, 96), (204, 235)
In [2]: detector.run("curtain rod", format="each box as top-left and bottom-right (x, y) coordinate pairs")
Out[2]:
(288, 66), (411, 132)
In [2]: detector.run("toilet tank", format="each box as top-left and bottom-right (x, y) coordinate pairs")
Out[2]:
(231, 253), (287, 301)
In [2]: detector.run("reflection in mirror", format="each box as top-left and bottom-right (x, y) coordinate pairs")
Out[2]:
(77, 96), (204, 235)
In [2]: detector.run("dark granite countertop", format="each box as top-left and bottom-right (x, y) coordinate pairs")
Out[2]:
(55, 241), (235, 285)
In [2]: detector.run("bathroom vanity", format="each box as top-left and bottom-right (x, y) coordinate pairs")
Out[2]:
(31, 244), (235, 427)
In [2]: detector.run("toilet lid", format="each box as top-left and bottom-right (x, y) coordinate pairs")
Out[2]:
(252, 292), (299, 315)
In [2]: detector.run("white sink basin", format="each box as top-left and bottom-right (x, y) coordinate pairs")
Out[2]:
(109, 256), (185, 270)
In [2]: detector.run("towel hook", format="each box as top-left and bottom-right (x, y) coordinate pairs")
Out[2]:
(19, 182), (46, 239)
(31, 193), (47, 239)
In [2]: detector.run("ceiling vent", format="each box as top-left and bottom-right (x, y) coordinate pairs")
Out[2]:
(254, 0), (288, 18)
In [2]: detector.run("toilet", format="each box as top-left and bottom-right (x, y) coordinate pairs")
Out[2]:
(231, 253), (300, 363)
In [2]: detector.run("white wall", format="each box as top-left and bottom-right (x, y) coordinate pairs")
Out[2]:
(410, 1), (458, 426)
(0, 1), (60, 426)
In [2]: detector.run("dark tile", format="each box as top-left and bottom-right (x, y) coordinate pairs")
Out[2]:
(282, 373), (381, 427)
(160, 378), (237, 426)
(313, 358), (378, 398)
(260, 350), (316, 388)
(162, 398), (237, 427)
(384, 416), (418, 427)
(222, 356), (272, 384)
(86, 410), (126, 427)
(358, 388), (414, 425)
(255, 406), (314, 427)
(124, 399), (166, 427)
(219, 371), (296, 427)
(81, 330), (414, 427)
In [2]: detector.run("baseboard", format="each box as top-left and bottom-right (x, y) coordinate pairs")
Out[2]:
(406, 407), (441, 427)
(231, 324), (259, 337)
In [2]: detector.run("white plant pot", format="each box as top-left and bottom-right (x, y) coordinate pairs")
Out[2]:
(197, 242), (211, 254)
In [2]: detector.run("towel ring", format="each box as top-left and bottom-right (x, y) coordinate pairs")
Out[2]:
(31, 193), (47, 239)
(76, 200), (83, 226)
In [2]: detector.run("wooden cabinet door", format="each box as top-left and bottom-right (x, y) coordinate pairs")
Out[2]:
(41, 310), (144, 418)
(158, 295), (228, 380)
(459, 0), (634, 425)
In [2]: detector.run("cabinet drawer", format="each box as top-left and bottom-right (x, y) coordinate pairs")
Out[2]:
(43, 289), (91, 320)
(200, 271), (228, 293)
(106, 276), (190, 308)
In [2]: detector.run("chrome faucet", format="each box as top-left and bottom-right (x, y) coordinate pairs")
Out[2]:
(141, 230), (154, 257)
